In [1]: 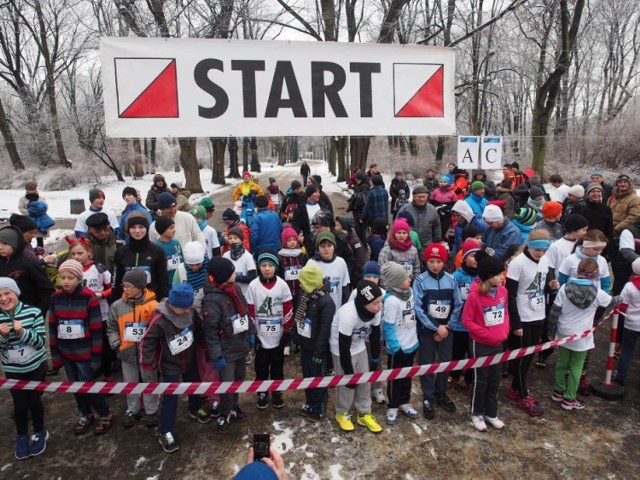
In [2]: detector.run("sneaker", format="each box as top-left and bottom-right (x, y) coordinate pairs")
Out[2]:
(471, 415), (488, 432)
(231, 405), (248, 423)
(399, 404), (419, 418)
(335, 412), (355, 432)
(272, 392), (284, 409)
(217, 416), (230, 433)
(15, 434), (29, 460)
(29, 430), (49, 457)
(506, 386), (520, 401)
(371, 388), (386, 405)
(257, 392), (269, 410)
(484, 416), (505, 430)
(284, 346), (291, 356)
(209, 401), (220, 419)
(578, 379), (591, 397)
(306, 411), (324, 423)
(435, 394), (456, 413)
(158, 432), (179, 453)
(143, 412), (158, 428)
(385, 408), (398, 425)
(561, 398), (585, 411)
(123, 410), (141, 428)
(516, 396), (543, 417)
(550, 390), (564, 403)
(422, 400), (435, 420)
(189, 408), (213, 424)
(299, 404), (311, 417)
(356, 413), (383, 433)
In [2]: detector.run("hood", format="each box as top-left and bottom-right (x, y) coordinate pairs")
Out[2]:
(452, 200), (474, 223)
(156, 300), (193, 330)
(613, 187), (634, 199)
(337, 215), (354, 231)
(474, 170), (487, 181)
(1, 225), (26, 255)
(565, 282), (597, 309)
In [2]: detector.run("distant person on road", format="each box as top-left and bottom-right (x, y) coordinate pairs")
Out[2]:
(233, 171), (263, 202)
(362, 175), (389, 230)
(145, 174), (172, 218)
(74, 188), (120, 239)
(389, 172), (409, 214)
(300, 161), (311, 186)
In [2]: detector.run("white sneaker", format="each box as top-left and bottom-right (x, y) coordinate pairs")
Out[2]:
(471, 415), (487, 432)
(371, 388), (386, 404)
(284, 346), (291, 356)
(399, 403), (419, 418)
(385, 408), (398, 425)
(484, 416), (505, 430)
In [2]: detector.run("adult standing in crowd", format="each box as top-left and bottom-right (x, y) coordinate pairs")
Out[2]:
(549, 174), (570, 203)
(481, 205), (521, 261)
(582, 183), (614, 258)
(74, 189), (120, 238)
(308, 175), (333, 212)
(465, 181), (489, 217)
(85, 213), (121, 273)
(398, 185), (441, 258)
(149, 193), (205, 250)
(581, 168), (613, 200)
(390, 172), (409, 215)
(300, 161), (311, 186)
(561, 185), (586, 221)
(608, 174), (640, 240)
(292, 184), (332, 253)
(362, 175), (389, 230)
(348, 172), (370, 243)
(145, 174), (171, 218)
(250, 195), (282, 256)
(471, 170), (497, 200)
(423, 169), (439, 193)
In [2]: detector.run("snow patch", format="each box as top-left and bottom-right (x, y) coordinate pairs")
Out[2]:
(328, 464), (344, 479)
(271, 421), (294, 453)
(135, 456), (148, 469)
(301, 464), (321, 479)
(543, 443), (555, 450)
(145, 476), (159, 480)
(330, 436), (340, 444)
(0, 464), (11, 472)
(429, 447), (437, 460)
(405, 475), (416, 480)
(411, 423), (423, 435)
(44, 229), (75, 246)
(157, 458), (165, 471)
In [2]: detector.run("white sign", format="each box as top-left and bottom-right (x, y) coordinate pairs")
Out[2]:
(457, 136), (480, 169)
(100, 38), (456, 138)
(481, 136), (502, 170)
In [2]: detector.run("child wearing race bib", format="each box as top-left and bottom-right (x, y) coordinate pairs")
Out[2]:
(222, 227), (257, 297)
(106, 269), (160, 429)
(450, 239), (482, 391)
(329, 280), (383, 434)
(380, 262), (419, 425)
(312, 232), (350, 312)
(140, 284), (210, 453)
(378, 219), (421, 290)
(413, 243), (462, 420)
(49, 260), (115, 436)
(613, 258), (640, 388)
(190, 206), (221, 260)
(0, 278), (48, 459)
(246, 251), (293, 410)
(462, 254), (510, 432)
(292, 263), (336, 422)
(113, 213), (168, 301)
(201, 257), (256, 434)
(153, 216), (183, 287)
(506, 229), (559, 417)
(278, 226), (308, 304)
(548, 258), (615, 410)
(173, 241), (208, 313)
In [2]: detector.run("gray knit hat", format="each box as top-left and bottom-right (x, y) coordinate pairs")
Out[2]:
(380, 261), (409, 289)
(0, 277), (20, 296)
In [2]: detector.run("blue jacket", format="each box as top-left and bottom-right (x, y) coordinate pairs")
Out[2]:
(26, 201), (55, 234)
(368, 234), (386, 262)
(362, 185), (389, 224)
(453, 215), (487, 255)
(119, 202), (153, 240)
(450, 267), (479, 331)
(250, 208), (282, 255)
(482, 218), (522, 261)
(465, 193), (488, 217)
(413, 270), (462, 331)
(513, 220), (533, 243)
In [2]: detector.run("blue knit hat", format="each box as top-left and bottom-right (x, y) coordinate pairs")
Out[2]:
(257, 250), (279, 268)
(168, 284), (194, 309)
(363, 261), (380, 279)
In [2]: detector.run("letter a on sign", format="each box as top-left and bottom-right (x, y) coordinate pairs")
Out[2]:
(481, 136), (502, 170)
(457, 136), (479, 169)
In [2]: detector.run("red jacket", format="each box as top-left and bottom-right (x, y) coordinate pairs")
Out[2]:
(462, 280), (510, 346)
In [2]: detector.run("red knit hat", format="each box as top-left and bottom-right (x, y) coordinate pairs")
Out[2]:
(390, 218), (411, 238)
(281, 226), (299, 247)
(542, 200), (563, 220)
(424, 243), (447, 262)
(461, 239), (482, 260)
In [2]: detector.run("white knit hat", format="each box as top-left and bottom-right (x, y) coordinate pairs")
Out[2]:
(633, 258), (640, 276)
(482, 204), (504, 222)
(567, 184), (585, 199)
(183, 241), (205, 265)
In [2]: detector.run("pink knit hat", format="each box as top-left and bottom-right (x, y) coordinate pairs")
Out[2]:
(390, 218), (411, 239)
(58, 259), (84, 281)
(281, 226), (299, 247)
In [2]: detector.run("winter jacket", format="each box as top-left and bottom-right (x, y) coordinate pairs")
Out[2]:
(232, 180), (263, 201)
(496, 186), (516, 219)
(390, 178), (410, 203)
(88, 229), (120, 273)
(413, 269), (463, 331)
(482, 219), (522, 261)
(465, 193), (489, 217)
(292, 284), (335, 357)
(150, 211), (205, 251)
(0, 301), (46, 374)
(0, 226), (55, 313)
(49, 285), (102, 368)
(461, 280), (510, 346)
(533, 219), (563, 240)
(140, 301), (203, 376)
(430, 186), (457, 205)
(250, 208), (283, 255)
(397, 202), (442, 257)
(451, 266), (479, 331)
(452, 172), (470, 199)
(174, 188), (192, 212)
(608, 188), (640, 236)
(582, 200), (615, 257)
(300, 163), (311, 177)
(340, 229), (366, 285)
(278, 249), (309, 300)
(362, 185), (389, 225)
(280, 190), (303, 221)
(377, 244), (421, 288)
(106, 289), (158, 365)
(451, 201), (487, 254)
(145, 184), (171, 212)
(112, 240), (168, 300)
(292, 199), (332, 252)
(423, 177), (440, 193)
(513, 219), (534, 243)
(348, 183), (369, 220)
(368, 234), (386, 262)
(200, 283), (255, 363)
(472, 171), (498, 200)
(119, 202), (153, 239)
(26, 201), (55, 234)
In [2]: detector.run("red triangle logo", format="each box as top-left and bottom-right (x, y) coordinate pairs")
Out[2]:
(396, 66), (443, 117)
(120, 60), (178, 118)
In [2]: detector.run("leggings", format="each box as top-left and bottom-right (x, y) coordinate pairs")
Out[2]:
(7, 364), (46, 435)
(510, 321), (544, 398)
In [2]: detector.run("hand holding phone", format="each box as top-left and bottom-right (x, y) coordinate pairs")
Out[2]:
(253, 433), (270, 462)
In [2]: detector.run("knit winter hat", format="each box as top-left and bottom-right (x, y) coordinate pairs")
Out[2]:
(380, 261), (409, 289)
(122, 186), (137, 199)
(412, 185), (429, 195)
(424, 243), (447, 262)
(222, 208), (239, 221)
(207, 256), (235, 284)
(305, 184), (320, 197)
(85, 212), (109, 228)
(567, 184), (585, 198)
(335, 216), (354, 232)
(311, 175), (322, 185)
(0, 277), (20, 296)
(0, 227), (22, 250)
(89, 188), (104, 203)
(371, 218), (390, 234)
(9, 214), (38, 233)
(299, 263), (324, 294)
(477, 255), (505, 281)
(58, 259), (84, 281)
(462, 224), (483, 240)
(529, 175), (541, 186)
(355, 280), (382, 306)
(122, 269), (148, 290)
(591, 168), (603, 178)
(228, 226), (244, 241)
(371, 175), (384, 186)
(564, 214), (589, 233)
(439, 176), (451, 185)
(391, 218), (411, 238)
(257, 250), (279, 268)
(183, 241), (205, 265)
(190, 206), (207, 220)
(158, 192), (177, 210)
(126, 214), (149, 232)
(199, 197), (215, 210)
(281, 226), (299, 247)
(269, 177), (276, 184)
(483, 204), (504, 222)
(396, 211), (414, 227)
(153, 174), (165, 182)
(471, 181), (485, 192)
(168, 283), (194, 309)
(311, 210), (334, 228)
(633, 258), (640, 276)
(242, 171), (251, 179)
(514, 207), (538, 226)
(363, 261), (380, 279)
(616, 174), (631, 184)
(154, 216), (174, 235)
(291, 180), (302, 190)
(461, 239), (482, 260)
(315, 231), (336, 248)
(541, 201), (563, 220)
(586, 183), (603, 195)
(529, 186), (545, 199)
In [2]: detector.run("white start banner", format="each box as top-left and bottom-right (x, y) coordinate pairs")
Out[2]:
(100, 37), (456, 138)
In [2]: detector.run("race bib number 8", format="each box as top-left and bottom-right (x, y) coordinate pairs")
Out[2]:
(58, 320), (85, 340)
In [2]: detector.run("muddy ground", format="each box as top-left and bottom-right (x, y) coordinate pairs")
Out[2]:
(1, 163), (639, 479)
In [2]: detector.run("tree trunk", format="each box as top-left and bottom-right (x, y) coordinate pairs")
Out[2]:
(0, 96), (24, 170)
(435, 137), (446, 162)
(250, 137), (260, 172)
(290, 137), (299, 164)
(337, 137), (348, 182)
(133, 139), (144, 178)
(178, 138), (203, 193)
(242, 138), (250, 172)
(150, 138), (157, 171)
(227, 137), (240, 178)
(328, 139), (337, 175)
(210, 137), (227, 184)
(349, 137), (370, 172)
(409, 136), (419, 156)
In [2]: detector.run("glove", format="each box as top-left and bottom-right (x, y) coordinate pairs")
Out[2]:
(369, 358), (380, 372)
(249, 333), (256, 348)
(312, 356), (323, 366)
(213, 357), (227, 372)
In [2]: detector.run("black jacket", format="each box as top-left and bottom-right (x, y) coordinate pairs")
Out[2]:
(582, 200), (615, 258)
(291, 198), (333, 252)
(390, 178), (410, 201)
(112, 239), (168, 300)
(300, 163), (311, 176)
(145, 185), (171, 212)
(291, 285), (335, 357)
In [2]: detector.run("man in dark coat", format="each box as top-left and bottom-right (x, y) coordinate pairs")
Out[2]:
(145, 174), (171, 218)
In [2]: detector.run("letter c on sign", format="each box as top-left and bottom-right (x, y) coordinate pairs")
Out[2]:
(485, 148), (497, 163)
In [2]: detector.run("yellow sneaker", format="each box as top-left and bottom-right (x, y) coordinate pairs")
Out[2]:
(335, 412), (355, 432)
(356, 413), (383, 433)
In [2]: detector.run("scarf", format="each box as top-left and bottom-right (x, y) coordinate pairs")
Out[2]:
(354, 296), (376, 321)
(461, 262), (478, 276)
(25, 193), (39, 202)
(230, 243), (245, 261)
(389, 236), (413, 252)
(278, 248), (301, 258)
(527, 197), (545, 212)
(197, 219), (207, 231)
(294, 286), (326, 327)
(390, 286), (412, 301)
(220, 282), (246, 316)
(128, 235), (150, 253)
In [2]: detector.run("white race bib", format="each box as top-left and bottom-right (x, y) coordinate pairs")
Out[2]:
(124, 322), (148, 342)
(460, 284), (471, 301)
(6, 343), (38, 364)
(259, 318), (282, 338)
(297, 318), (312, 339)
(284, 266), (300, 281)
(167, 254), (181, 271)
(483, 306), (505, 327)
(398, 309), (416, 329)
(270, 194), (280, 205)
(231, 314), (249, 334)
(58, 320), (85, 340)
(400, 262), (413, 274)
(528, 292), (545, 311)
(428, 301), (451, 320)
(167, 327), (193, 355)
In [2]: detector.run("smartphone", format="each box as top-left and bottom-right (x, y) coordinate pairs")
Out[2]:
(253, 433), (270, 462)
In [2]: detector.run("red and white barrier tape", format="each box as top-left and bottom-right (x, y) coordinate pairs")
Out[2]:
(0, 311), (614, 396)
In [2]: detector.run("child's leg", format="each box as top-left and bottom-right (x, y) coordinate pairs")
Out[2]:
(434, 334), (453, 397)
(63, 360), (92, 416)
(301, 348), (326, 413)
(615, 328), (639, 385)
(418, 328), (437, 402)
(218, 362), (236, 417)
(470, 341), (489, 416)
(7, 372), (36, 435)
(254, 344), (269, 381)
(270, 345), (285, 381)
(231, 359), (246, 408)
(333, 353), (355, 414)
(554, 346), (571, 393)
(183, 366), (203, 414)
(484, 359), (502, 419)
(27, 365), (46, 432)
(397, 350), (416, 406)
(450, 331), (467, 381)
(195, 348), (220, 403)
(511, 322), (543, 398)
(565, 350), (588, 400)
(353, 350), (372, 415)
(74, 361), (110, 417)
(158, 373), (180, 434)
(121, 360), (142, 414)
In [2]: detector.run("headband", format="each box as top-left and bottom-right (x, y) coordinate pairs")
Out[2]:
(582, 241), (607, 249)
(577, 269), (599, 280)
(527, 239), (551, 250)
